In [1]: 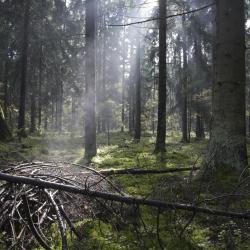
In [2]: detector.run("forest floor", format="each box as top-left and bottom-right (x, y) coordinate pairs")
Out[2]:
(0, 132), (250, 249)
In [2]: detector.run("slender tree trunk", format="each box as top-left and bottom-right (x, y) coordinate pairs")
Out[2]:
(134, 43), (141, 141)
(84, 0), (97, 160)
(154, 0), (167, 153)
(128, 47), (135, 135)
(71, 94), (76, 132)
(181, 16), (189, 143)
(152, 63), (156, 135)
(51, 96), (55, 130)
(30, 67), (37, 134)
(55, 92), (59, 130)
(3, 60), (9, 119)
(58, 81), (63, 132)
(121, 27), (126, 132)
(205, 0), (248, 172)
(38, 46), (43, 129)
(196, 114), (205, 140)
(18, 0), (31, 131)
(101, 31), (107, 133)
(0, 106), (11, 140)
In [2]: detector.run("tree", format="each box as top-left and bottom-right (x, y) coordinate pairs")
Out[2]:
(134, 43), (141, 141)
(154, 0), (167, 153)
(84, 0), (97, 161)
(0, 106), (11, 140)
(181, 15), (189, 143)
(205, 0), (248, 173)
(18, 0), (31, 132)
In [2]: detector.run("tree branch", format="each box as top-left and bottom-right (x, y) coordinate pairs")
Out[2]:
(109, 3), (215, 27)
(98, 167), (200, 176)
(1, 171), (250, 220)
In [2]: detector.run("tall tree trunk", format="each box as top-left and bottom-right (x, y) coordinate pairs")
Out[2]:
(38, 46), (43, 129)
(151, 63), (156, 135)
(71, 94), (76, 132)
(84, 0), (97, 160)
(181, 16), (189, 143)
(0, 106), (11, 141)
(3, 60), (9, 119)
(195, 114), (205, 140)
(154, 0), (167, 153)
(18, 0), (31, 131)
(58, 81), (63, 132)
(128, 47), (135, 135)
(101, 31), (107, 133)
(30, 67), (37, 133)
(205, 0), (248, 173)
(134, 44), (141, 141)
(121, 27), (126, 132)
(51, 96), (55, 130)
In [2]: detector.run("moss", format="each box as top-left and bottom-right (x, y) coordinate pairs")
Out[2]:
(2, 132), (250, 249)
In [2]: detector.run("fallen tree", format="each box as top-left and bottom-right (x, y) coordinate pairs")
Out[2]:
(98, 166), (200, 176)
(0, 169), (249, 219)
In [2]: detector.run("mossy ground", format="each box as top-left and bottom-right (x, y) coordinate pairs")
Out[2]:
(1, 131), (250, 249)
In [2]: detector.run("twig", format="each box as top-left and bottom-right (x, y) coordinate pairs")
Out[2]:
(21, 194), (52, 250)
(45, 190), (68, 250)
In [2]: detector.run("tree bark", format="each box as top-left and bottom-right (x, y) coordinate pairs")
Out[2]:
(128, 47), (135, 135)
(3, 60), (9, 119)
(154, 0), (167, 153)
(18, 0), (31, 131)
(30, 77), (37, 133)
(0, 106), (11, 140)
(121, 27), (126, 132)
(181, 15), (189, 143)
(38, 45), (43, 130)
(134, 43), (141, 141)
(205, 0), (248, 172)
(84, 0), (97, 160)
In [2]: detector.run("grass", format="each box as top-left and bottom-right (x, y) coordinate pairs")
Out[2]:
(1, 131), (250, 249)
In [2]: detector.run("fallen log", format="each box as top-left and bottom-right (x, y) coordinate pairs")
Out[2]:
(98, 167), (200, 176)
(0, 171), (249, 220)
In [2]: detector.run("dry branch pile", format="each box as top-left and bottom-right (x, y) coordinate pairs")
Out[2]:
(0, 162), (250, 249)
(0, 162), (121, 249)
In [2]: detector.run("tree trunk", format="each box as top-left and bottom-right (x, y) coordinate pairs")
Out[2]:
(151, 63), (156, 135)
(3, 60), (9, 119)
(30, 77), (37, 133)
(128, 47), (135, 135)
(101, 31), (107, 133)
(84, 0), (97, 160)
(205, 0), (248, 172)
(58, 81), (63, 132)
(71, 94), (76, 132)
(134, 44), (141, 141)
(0, 106), (11, 140)
(196, 114), (205, 140)
(181, 16), (189, 143)
(154, 0), (167, 153)
(38, 46), (43, 130)
(121, 27), (126, 132)
(18, 0), (31, 131)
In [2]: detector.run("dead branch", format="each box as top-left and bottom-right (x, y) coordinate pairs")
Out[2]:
(22, 195), (52, 250)
(45, 190), (68, 250)
(1, 171), (250, 220)
(97, 167), (200, 176)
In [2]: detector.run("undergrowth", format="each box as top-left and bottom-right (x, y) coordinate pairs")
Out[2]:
(1, 132), (250, 249)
